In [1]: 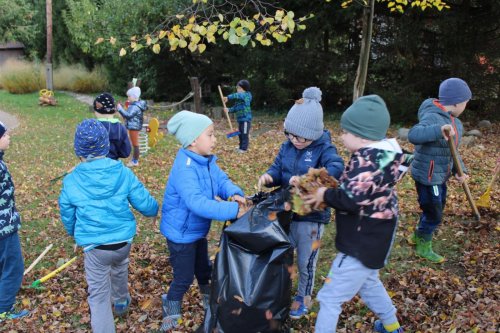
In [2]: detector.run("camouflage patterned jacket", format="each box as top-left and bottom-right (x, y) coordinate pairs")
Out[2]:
(0, 151), (21, 240)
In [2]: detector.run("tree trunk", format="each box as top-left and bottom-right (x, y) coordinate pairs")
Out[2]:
(46, 0), (53, 91)
(353, 0), (375, 101)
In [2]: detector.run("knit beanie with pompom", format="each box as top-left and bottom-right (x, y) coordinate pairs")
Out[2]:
(284, 87), (324, 141)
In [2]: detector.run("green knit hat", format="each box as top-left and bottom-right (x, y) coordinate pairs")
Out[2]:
(340, 95), (390, 141)
(167, 110), (213, 148)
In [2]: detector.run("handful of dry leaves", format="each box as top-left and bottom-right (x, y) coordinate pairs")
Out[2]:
(291, 168), (338, 215)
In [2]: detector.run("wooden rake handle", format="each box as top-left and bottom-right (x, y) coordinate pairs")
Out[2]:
(217, 85), (234, 132)
(444, 127), (480, 221)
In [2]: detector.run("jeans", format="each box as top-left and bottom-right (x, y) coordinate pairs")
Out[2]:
(238, 121), (251, 151)
(166, 238), (211, 301)
(0, 232), (24, 313)
(415, 181), (447, 239)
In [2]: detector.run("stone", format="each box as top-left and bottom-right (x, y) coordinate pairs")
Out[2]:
(397, 128), (410, 141)
(461, 136), (475, 147)
(477, 120), (492, 129)
(465, 129), (482, 137)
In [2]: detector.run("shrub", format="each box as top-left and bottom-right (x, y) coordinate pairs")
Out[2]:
(0, 59), (44, 94)
(54, 64), (108, 93)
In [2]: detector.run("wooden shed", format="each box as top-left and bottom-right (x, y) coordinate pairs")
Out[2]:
(0, 42), (25, 66)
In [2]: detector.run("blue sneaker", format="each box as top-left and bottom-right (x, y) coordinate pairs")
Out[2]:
(113, 295), (131, 316)
(289, 296), (308, 319)
(374, 320), (404, 333)
(0, 307), (30, 322)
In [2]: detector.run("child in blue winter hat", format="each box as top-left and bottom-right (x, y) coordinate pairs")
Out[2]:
(60, 118), (159, 333)
(258, 87), (344, 320)
(159, 110), (250, 331)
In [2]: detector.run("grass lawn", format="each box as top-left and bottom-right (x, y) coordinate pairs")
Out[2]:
(0, 90), (498, 332)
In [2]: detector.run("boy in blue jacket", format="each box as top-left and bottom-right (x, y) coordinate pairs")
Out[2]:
(117, 86), (147, 167)
(160, 111), (249, 331)
(258, 87), (344, 319)
(93, 93), (131, 160)
(59, 119), (158, 333)
(222, 79), (252, 153)
(408, 78), (471, 263)
(0, 122), (29, 322)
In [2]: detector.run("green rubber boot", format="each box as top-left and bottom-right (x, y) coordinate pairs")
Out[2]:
(415, 235), (445, 263)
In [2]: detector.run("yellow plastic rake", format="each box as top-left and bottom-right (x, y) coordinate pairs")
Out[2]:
(476, 164), (499, 208)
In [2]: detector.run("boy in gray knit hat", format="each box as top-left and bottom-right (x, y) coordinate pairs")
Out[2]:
(258, 87), (344, 319)
(303, 95), (411, 333)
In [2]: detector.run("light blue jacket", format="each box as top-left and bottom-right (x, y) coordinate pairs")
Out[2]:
(161, 149), (243, 243)
(59, 158), (158, 247)
(408, 98), (465, 185)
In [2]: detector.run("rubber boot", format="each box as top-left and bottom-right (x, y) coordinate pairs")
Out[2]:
(414, 234), (445, 263)
(199, 284), (210, 311)
(160, 295), (181, 332)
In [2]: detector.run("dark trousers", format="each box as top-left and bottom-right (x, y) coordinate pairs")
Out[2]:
(166, 238), (211, 301)
(238, 121), (251, 151)
(0, 232), (24, 313)
(415, 181), (447, 239)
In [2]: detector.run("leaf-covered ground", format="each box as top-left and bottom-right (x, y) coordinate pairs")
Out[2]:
(0, 91), (498, 332)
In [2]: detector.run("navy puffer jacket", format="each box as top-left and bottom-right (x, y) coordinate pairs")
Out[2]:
(118, 100), (147, 130)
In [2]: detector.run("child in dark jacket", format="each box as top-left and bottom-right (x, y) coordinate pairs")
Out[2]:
(0, 122), (30, 322)
(117, 86), (147, 167)
(258, 87), (344, 319)
(59, 119), (159, 333)
(93, 93), (131, 160)
(222, 79), (252, 152)
(304, 95), (411, 333)
(160, 111), (250, 332)
(408, 78), (471, 263)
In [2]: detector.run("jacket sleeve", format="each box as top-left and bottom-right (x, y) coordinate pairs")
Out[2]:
(323, 187), (359, 213)
(227, 92), (246, 112)
(176, 168), (239, 221)
(214, 164), (244, 200)
(117, 104), (140, 120)
(408, 114), (444, 145)
(127, 170), (159, 217)
(117, 125), (132, 158)
(266, 144), (285, 187)
(320, 145), (345, 180)
(58, 182), (76, 236)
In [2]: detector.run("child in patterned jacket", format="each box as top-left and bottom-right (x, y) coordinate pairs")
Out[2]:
(304, 95), (412, 333)
(0, 121), (29, 322)
(222, 79), (252, 153)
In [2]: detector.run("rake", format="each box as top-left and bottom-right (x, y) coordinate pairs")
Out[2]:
(476, 163), (499, 208)
(217, 85), (240, 139)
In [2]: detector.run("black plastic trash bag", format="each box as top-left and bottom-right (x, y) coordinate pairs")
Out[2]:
(202, 189), (293, 333)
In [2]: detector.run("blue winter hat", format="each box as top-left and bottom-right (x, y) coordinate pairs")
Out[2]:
(284, 87), (324, 141)
(237, 79), (250, 91)
(74, 119), (110, 159)
(0, 121), (6, 138)
(438, 78), (472, 106)
(167, 110), (213, 148)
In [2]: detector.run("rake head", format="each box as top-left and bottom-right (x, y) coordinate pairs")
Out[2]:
(226, 130), (240, 138)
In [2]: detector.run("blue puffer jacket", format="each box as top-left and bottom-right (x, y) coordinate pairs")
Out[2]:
(59, 158), (158, 247)
(161, 149), (243, 243)
(0, 151), (21, 240)
(408, 98), (465, 185)
(117, 100), (147, 130)
(266, 130), (344, 224)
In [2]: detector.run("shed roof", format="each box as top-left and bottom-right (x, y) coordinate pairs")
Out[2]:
(0, 42), (25, 50)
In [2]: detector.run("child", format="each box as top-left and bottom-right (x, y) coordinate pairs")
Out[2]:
(408, 78), (471, 263)
(0, 121), (30, 322)
(93, 92), (131, 160)
(59, 119), (158, 333)
(258, 87), (344, 319)
(304, 95), (409, 333)
(117, 86), (147, 167)
(160, 110), (249, 331)
(222, 79), (252, 153)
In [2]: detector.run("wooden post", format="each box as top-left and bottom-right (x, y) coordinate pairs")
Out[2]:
(189, 77), (202, 113)
(46, 0), (53, 91)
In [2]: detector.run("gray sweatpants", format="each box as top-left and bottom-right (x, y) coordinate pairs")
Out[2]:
(84, 243), (131, 333)
(289, 221), (324, 300)
(315, 253), (398, 332)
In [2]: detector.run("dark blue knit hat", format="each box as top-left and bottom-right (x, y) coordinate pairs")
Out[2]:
(93, 93), (116, 114)
(74, 119), (110, 159)
(237, 79), (250, 92)
(439, 78), (472, 106)
(0, 121), (6, 138)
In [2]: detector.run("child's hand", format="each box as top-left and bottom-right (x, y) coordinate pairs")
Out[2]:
(223, 107), (229, 113)
(258, 173), (273, 191)
(289, 176), (300, 187)
(223, 97), (228, 103)
(232, 194), (246, 205)
(441, 124), (455, 141)
(303, 187), (328, 210)
(454, 173), (469, 184)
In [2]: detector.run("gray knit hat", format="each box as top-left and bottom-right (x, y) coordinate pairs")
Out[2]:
(340, 95), (390, 141)
(284, 87), (324, 141)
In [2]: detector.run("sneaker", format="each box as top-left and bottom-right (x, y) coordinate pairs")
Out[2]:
(113, 295), (131, 316)
(289, 296), (308, 319)
(237, 149), (247, 154)
(374, 320), (404, 333)
(127, 160), (139, 167)
(0, 307), (30, 322)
